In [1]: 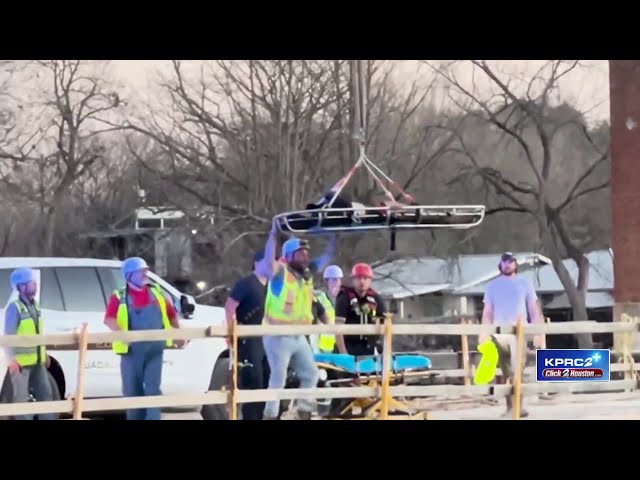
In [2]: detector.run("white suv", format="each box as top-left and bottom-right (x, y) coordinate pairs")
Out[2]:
(0, 257), (231, 420)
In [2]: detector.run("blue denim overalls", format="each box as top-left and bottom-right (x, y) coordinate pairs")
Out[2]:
(120, 288), (166, 420)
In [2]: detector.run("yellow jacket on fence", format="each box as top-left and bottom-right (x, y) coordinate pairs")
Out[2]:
(474, 338), (499, 385)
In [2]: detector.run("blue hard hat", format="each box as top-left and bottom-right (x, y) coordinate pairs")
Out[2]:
(282, 237), (309, 258)
(10, 268), (36, 289)
(323, 265), (343, 279)
(121, 257), (149, 278)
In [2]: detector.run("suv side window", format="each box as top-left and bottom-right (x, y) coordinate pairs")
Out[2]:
(55, 267), (106, 312)
(40, 268), (64, 311)
(0, 267), (65, 311)
(97, 267), (125, 300)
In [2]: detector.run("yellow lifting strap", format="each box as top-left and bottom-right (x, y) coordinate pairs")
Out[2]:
(474, 338), (499, 385)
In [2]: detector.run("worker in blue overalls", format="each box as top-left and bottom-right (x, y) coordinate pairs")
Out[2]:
(103, 257), (184, 420)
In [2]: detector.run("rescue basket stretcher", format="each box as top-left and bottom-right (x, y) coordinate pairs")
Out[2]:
(311, 352), (436, 420)
(274, 204), (486, 235)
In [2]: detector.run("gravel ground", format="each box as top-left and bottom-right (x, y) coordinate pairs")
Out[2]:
(160, 391), (640, 420)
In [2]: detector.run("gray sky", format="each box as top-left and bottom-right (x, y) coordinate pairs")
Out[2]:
(110, 60), (610, 124)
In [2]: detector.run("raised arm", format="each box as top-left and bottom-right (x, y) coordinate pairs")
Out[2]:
(310, 234), (336, 273)
(256, 220), (281, 280)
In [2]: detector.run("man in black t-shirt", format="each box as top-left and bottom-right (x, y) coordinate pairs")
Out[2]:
(334, 263), (386, 357)
(224, 250), (268, 420)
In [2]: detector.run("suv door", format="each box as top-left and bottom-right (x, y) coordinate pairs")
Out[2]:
(52, 267), (121, 397)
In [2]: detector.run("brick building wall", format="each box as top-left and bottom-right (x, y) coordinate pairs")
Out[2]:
(609, 61), (640, 348)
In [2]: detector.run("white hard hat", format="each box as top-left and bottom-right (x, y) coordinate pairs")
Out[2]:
(323, 265), (343, 279)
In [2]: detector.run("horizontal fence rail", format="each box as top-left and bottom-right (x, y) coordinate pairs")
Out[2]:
(0, 320), (637, 348)
(0, 317), (636, 419)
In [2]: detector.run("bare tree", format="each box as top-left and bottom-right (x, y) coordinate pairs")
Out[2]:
(123, 60), (459, 285)
(0, 60), (126, 255)
(427, 60), (609, 347)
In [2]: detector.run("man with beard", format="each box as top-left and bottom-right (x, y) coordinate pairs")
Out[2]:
(481, 252), (545, 418)
(103, 256), (185, 420)
(334, 263), (386, 357)
(3, 268), (56, 420)
(257, 220), (336, 420)
(224, 250), (269, 420)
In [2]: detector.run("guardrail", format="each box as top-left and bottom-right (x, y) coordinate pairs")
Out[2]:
(0, 314), (637, 420)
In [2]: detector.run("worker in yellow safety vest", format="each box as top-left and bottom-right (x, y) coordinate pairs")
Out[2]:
(311, 265), (343, 353)
(3, 268), (56, 420)
(257, 219), (336, 420)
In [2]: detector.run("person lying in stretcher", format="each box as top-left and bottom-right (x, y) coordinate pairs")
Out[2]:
(305, 187), (415, 221)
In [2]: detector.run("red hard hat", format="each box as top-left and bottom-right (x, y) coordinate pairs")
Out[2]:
(351, 263), (373, 278)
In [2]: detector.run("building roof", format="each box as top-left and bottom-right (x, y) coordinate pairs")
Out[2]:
(373, 252), (551, 299)
(453, 249), (613, 296)
(372, 249), (613, 301)
(544, 291), (613, 310)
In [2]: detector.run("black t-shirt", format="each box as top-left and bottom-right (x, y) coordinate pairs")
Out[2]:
(335, 287), (386, 354)
(229, 274), (267, 325)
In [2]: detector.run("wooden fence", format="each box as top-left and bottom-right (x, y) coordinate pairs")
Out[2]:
(0, 313), (637, 420)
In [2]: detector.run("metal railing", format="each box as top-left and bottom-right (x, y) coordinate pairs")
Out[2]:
(0, 313), (637, 420)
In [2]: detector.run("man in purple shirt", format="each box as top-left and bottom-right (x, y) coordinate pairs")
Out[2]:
(481, 252), (545, 417)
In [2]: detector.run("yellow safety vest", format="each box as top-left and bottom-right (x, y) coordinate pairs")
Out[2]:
(13, 299), (46, 367)
(264, 265), (314, 325)
(112, 285), (173, 355)
(473, 339), (499, 385)
(315, 290), (336, 352)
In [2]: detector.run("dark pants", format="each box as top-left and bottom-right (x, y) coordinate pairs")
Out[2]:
(340, 338), (377, 357)
(491, 334), (528, 412)
(121, 342), (164, 420)
(238, 338), (270, 420)
(10, 364), (55, 420)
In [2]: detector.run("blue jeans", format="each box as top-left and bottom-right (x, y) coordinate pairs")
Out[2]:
(263, 335), (319, 418)
(121, 342), (164, 420)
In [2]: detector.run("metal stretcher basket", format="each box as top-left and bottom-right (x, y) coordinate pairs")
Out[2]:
(312, 353), (436, 420)
(274, 205), (486, 235)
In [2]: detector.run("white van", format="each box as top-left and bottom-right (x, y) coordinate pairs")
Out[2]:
(0, 257), (232, 420)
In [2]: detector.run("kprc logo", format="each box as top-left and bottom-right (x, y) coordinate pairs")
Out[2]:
(542, 351), (602, 368)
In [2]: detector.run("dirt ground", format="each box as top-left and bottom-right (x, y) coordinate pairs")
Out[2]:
(160, 391), (640, 420)
(426, 392), (640, 420)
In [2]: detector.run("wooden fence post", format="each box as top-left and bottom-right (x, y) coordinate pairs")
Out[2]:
(460, 297), (471, 385)
(512, 316), (525, 420)
(618, 314), (637, 390)
(230, 317), (239, 420)
(380, 312), (393, 420)
(72, 323), (89, 420)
